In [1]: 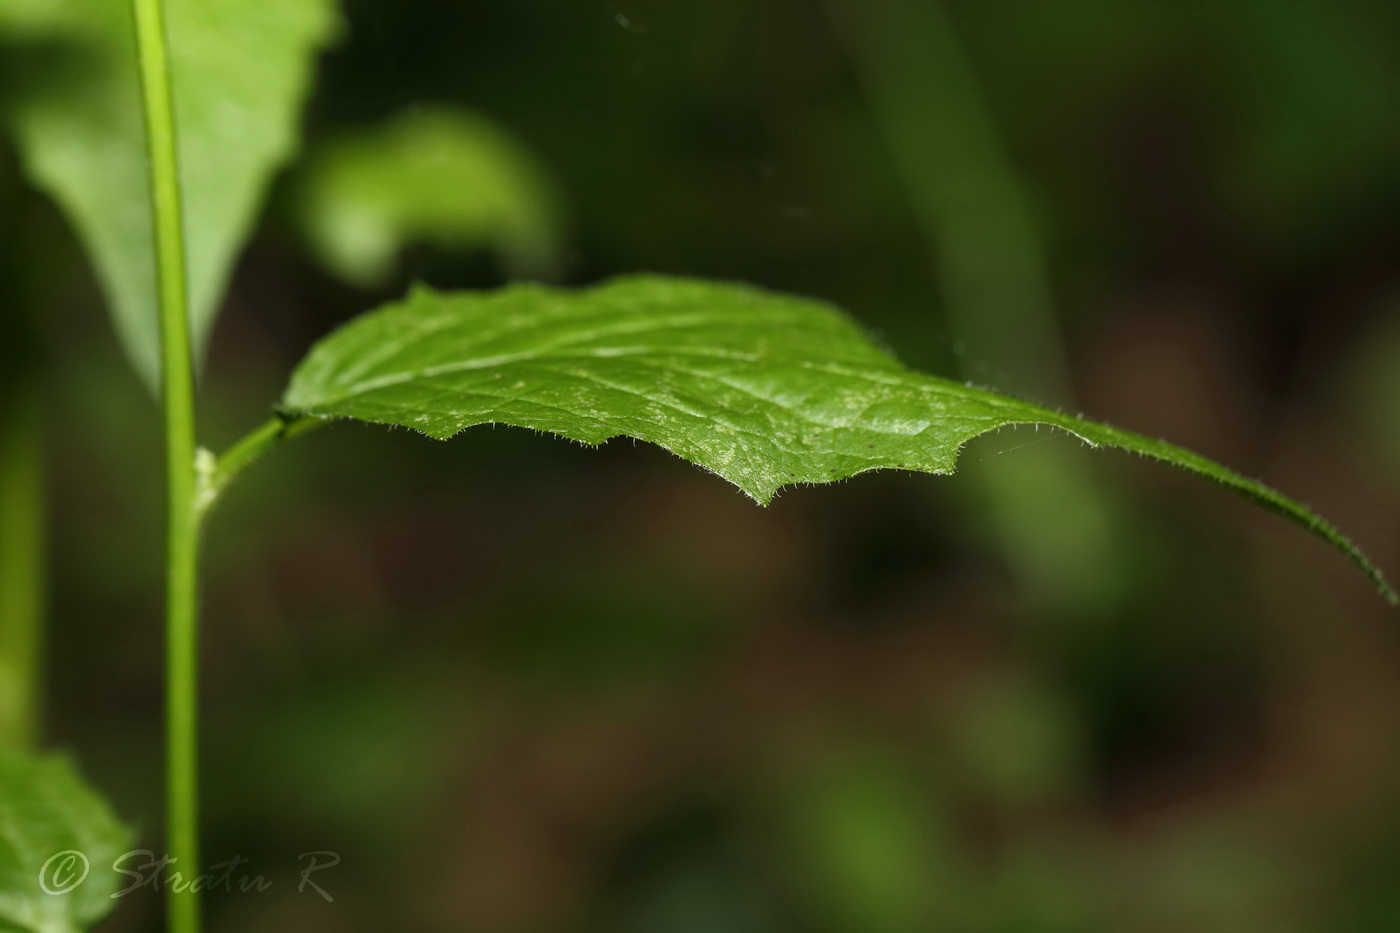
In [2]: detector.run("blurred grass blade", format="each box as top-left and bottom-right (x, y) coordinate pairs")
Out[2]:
(0, 748), (134, 932)
(291, 106), (563, 288)
(0, 171), (45, 752)
(0, 0), (340, 391)
(0, 387), (43, 750)
(825, 0), (1122, 615)
(276, 275), (1396, 603)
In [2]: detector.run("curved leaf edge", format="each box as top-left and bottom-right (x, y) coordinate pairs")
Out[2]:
(279, 407), (1395, 604)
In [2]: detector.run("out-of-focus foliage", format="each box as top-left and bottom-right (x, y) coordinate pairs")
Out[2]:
(770, 749), (950, 933)
(0, 749), (132, 933)
(1209, 0), (1400, 245)
(0, 0), (339, 389)
(290, 105), (561, 287)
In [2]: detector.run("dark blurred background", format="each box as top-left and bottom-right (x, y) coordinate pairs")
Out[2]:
(7, 0), (1400, 930)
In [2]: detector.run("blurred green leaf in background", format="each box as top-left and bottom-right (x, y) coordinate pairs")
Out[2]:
(290, 105), (562, 288)
(0, 0), (339, 389)
(0, 749), (133, 933)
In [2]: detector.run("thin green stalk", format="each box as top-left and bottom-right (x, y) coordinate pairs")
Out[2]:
(131, 0), (201, 929)
(197, 414), (322, 519)
(824, 0), (1122, 616)
(0, 386), (44, 750)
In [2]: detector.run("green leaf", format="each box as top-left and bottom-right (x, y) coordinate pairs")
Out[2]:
(279, 275), (1396, 604)
(290, 105), (562, 288)
(0, 0), (340, 390)
(0, 748), (133, 933)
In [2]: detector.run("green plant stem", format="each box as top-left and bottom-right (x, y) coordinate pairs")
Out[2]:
(0, 385), (44, 750)
(131, 0), (201, 929)
(824, 0), (1121, 616)
(198, 414), (323, 519)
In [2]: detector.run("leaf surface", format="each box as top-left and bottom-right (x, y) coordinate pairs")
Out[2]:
(291, 106), (561, 287)
(0, 0), (339, 389)
(0, 749), (133, 933)
(280, 275), (1395, 603)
